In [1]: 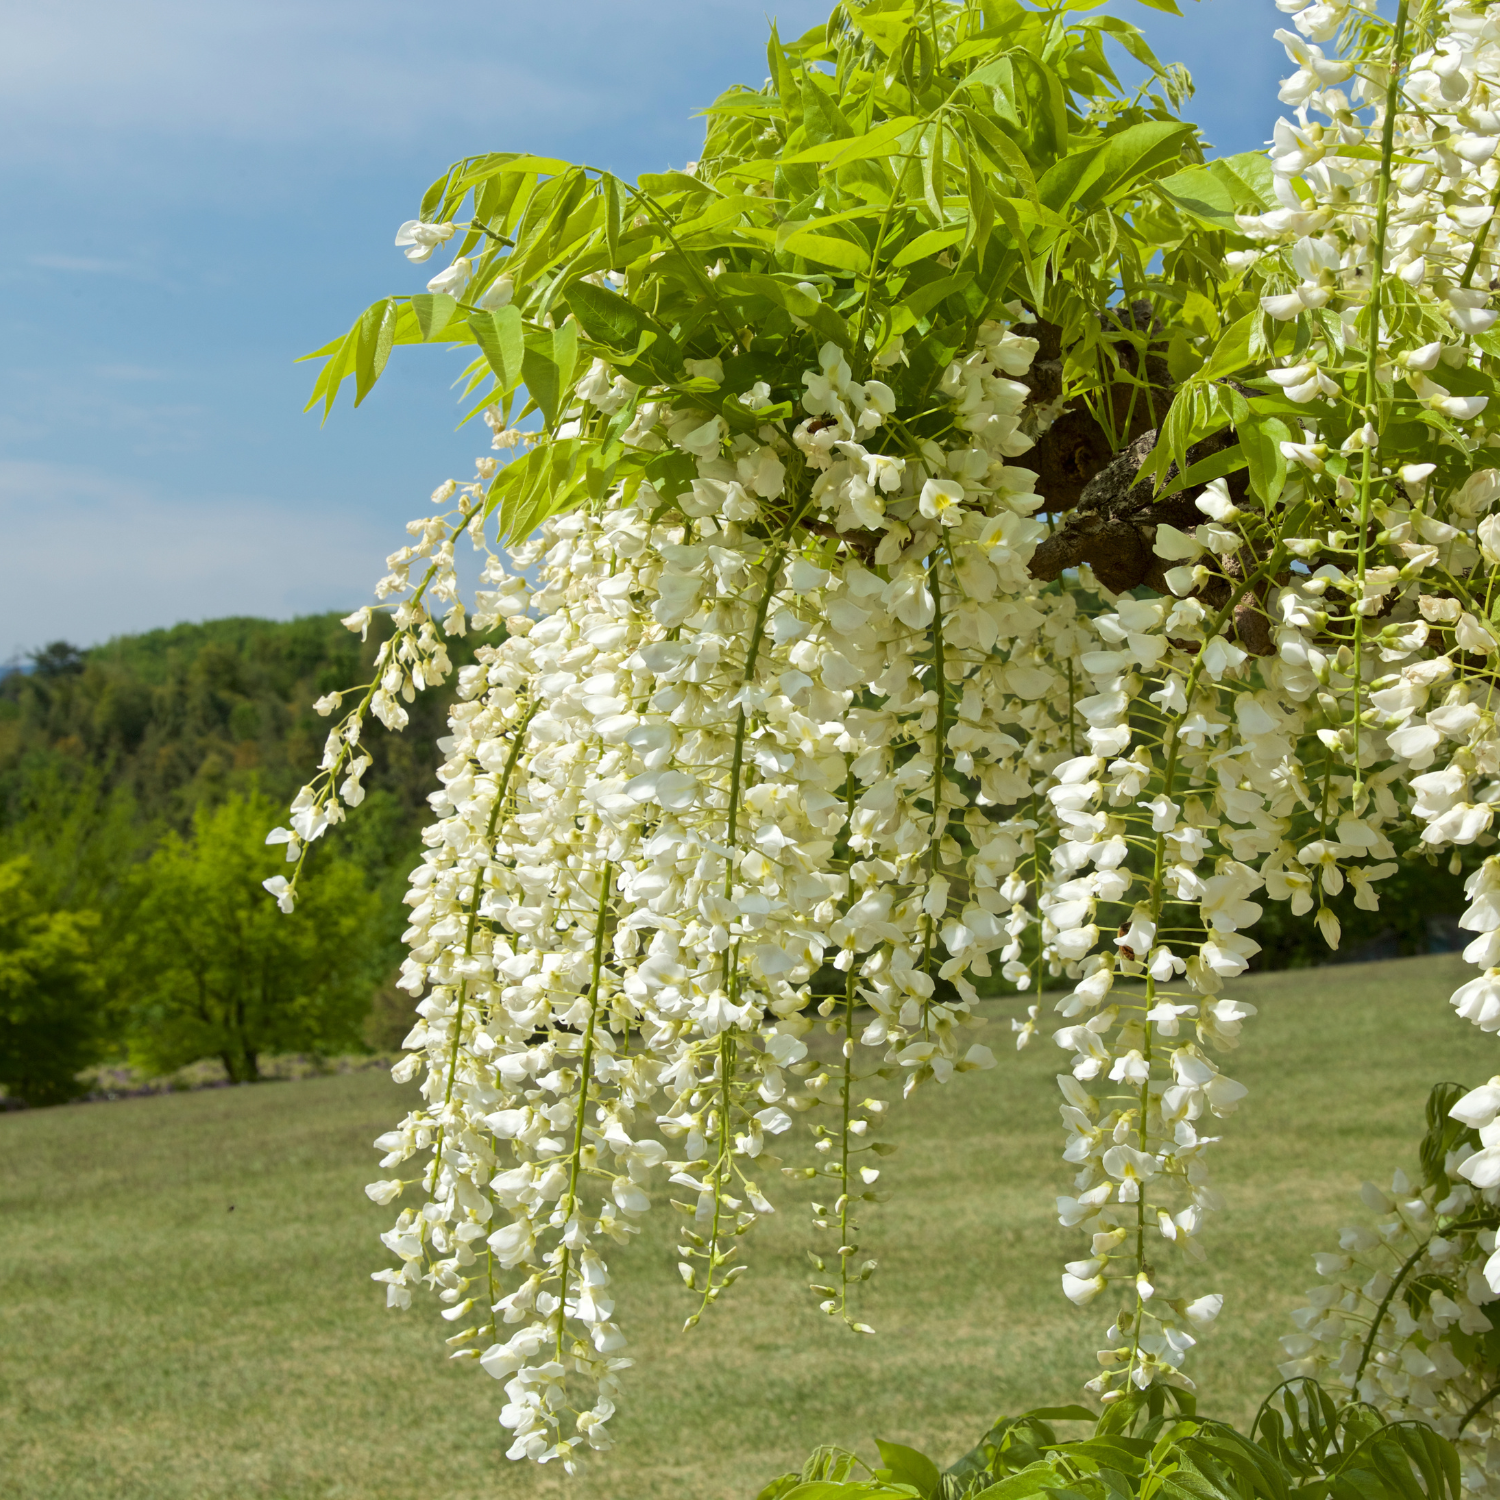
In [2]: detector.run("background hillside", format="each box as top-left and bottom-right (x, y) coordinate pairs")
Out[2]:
(0, 613), (454, 898)
(0, 613), (474, 1095)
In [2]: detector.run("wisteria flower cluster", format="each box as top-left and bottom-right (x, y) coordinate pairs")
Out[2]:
(275, 0), (1500, 1474)
(363, 311), (1057, 1465)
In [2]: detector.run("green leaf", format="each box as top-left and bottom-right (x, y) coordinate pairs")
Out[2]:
(853, 13), (911, 57)
(800, 69), (854, 147)
(354, 298), (398, 407)
(1095, 121), (1196, 210)
(470, 169), (528, 250)
(418, 173), (452, 222)
(899, 270), (974, 323)
(971, 1461), (1068, 1500)
(641, 448), (698, 506)
(1039, 121), (1191, 214)
(894, 227), (966, 267)
(1196, 313), (1255, 383)
(763, 114), (917, 171)
(876, 1441), (942, 1500)
(766, 22), (795, 105)
(967, 155), (994, 258)
(1167, 329), (1206, 384)
(1240, 413), (1291, 504)
(452, 153), (572, 190)
(1157, 151), (1276, 229)
(1024, 1407), (1098, 1424)
(963, 51), (1023, 133)
(1154, 442), (1248, 502)
(564, 278), (674, 362)
(1324, 142), (1426, 168)
(775, 206), (878, 251)
(1090, 15), (1168, 76)
(781, 227), (873, 272)
(411, 293), (461, 342)
(1139, 382), (1233, 489)
(921, 121), (947, 223)
(1157, 1472), (1227, 1500)
(701, 90), (781, 119)
(604, 174), (622, 268)
(302, 319), (359, 421)
(756, 1474), (803, 1500)
(521, 320), (580, 429)
(296, 333), (347, 363)
(957, 106), (1040, 204)
(1422, 1082), (1479, 1190)
(1018, 47), (1069, 155)
(675, 190), (757, 236)
(777, 1484), (917, 1500)
(715, 271), (850, 346)
(486, 438), (584, 545)
(468, 305), (525, 393)
(1042, 1439), (1150, 1479)
(992, 195), (1042, 304)
(637, 169), (709, 199)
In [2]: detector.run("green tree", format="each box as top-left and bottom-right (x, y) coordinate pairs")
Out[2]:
(0, 857), (103, 1107)
(122, 792), (380, 1082)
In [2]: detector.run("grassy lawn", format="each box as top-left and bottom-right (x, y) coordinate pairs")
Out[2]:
(1, 953), (1491, 1500)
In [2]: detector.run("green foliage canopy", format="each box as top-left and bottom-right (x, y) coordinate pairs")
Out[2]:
(756, 1382), (1462, 1500)
(304, 0), (1240, 550)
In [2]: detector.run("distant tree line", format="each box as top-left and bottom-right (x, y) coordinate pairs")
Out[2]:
(0, 613), (468, 1105)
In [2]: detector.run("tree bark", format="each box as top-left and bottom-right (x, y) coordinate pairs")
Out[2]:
(1019, 308), (1280, 655)
(1027, 424), (1277, 654)
(1024, 303), (1175, 516)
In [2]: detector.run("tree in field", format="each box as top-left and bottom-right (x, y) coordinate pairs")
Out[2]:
(273, 0), (1500, 1489)
(0, 857), (103, 1106)
(125, 793), (378, 1082)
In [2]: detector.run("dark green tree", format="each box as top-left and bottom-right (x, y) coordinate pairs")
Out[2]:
(0, 857), (104, 1106)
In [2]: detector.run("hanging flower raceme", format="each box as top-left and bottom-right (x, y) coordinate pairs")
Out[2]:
(1015, 0), (1500, 1398)
(1225, 0), (1500, 1051)
(1281, 1080), (1500, 1496)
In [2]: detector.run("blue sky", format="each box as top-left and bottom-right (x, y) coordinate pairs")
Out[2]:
(0, 0), (1288, 656)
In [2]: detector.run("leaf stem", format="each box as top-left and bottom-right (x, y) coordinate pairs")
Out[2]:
(1351, 0), (1410, 789)
(1459, 1380), (1500, 1433)
(1460, 176), (1500, 290)
(1121, 550), (1286, 1390)
(921, 553), (948, 988)
(1353, 1236), (1429, 1387)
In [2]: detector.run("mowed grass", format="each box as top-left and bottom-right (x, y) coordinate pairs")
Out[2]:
(1, 954), (1491, 1500)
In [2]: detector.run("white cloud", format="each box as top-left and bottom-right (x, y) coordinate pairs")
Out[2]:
(0, 460), (397, 652)
(0, 1), (829, 161)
